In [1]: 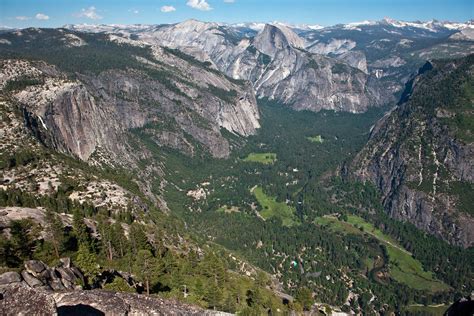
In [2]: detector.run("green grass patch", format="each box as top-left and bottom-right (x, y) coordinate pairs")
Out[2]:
(403, 304), (449, 316)
(315, 215), (449, 292)
(252, 186), (297, 227)
(345, 215), (449, 292)
(243, 152), (277, 164)
(314, 216), (362, 235)
(346, 215), (401, 246)
(307, 135), (324, 143)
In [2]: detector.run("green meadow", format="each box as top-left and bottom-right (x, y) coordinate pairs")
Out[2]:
(315, 215), (450, 292)
(252, 186), (297, 227)
(243, 152), (277, 164)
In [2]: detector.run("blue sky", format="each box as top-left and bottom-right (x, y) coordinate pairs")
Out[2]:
(1, 0), (472, 28)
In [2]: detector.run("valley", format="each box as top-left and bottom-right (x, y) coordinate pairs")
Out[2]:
(161, 99), (472, 313)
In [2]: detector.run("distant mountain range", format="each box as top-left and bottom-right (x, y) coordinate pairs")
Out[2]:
(62, 18), (474, 34)
(58, 18), (474, 112)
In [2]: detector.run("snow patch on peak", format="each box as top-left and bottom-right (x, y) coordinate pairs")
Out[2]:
(344, 20), (377, 30)
(108, 34), (148, 47)
(232, 22), (266, 32)
(62, 33), (87, 47)
(173, 19), (220, 32)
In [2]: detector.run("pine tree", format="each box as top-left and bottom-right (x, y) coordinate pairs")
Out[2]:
(9, 219), (38, 263)
(199, 253), (227, 287)
(206, 282), (223, 310)
(192, 277), (207, 305)
(133, 249), (162, 295)
(97, 213), (114, 261)
(44, 209), (64, 258)
(75, 243), (100, 286)
(129, 223), (150, 255)
(111, 221), (128, 258)
(72, 210), (90, 248)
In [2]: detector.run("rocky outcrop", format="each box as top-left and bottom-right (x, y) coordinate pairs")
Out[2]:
(0, 259), (85, 292)
(0, 272), (21, 286)
(0, 260), (230, 315)
(54, 290), (230, 315)
(0, 283), (230, 315)
(253, 48), (386, 112)
(450, 28), (474, 41)
(351, 56), (474, 247)
(0, 283), (57, 315)
(336, 50), (368, 73)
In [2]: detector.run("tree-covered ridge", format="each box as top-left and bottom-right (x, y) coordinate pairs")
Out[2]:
(403, 55), (474, 143)
(0, 28), (151, 75)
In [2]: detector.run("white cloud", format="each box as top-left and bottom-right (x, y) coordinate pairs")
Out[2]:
(35, 13), (50, 20)
(224, 0), (235, 3)
(161, 5), (176, 13)
(186, 0), (212, 11)
(74, 6), (103, 20)
(15, 16), (30, 21)
(129, 9), (140, 14)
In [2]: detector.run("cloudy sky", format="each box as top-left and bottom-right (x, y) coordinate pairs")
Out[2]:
(1, 0), (472, 28)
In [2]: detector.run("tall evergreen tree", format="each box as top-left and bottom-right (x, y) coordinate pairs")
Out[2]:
(75, 243), (100, 286)
(133, 249), (163, 295)
(44, 209), (64, 258)
(72, 210), (90, 248)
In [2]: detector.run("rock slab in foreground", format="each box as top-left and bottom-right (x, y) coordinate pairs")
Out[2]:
(0, 282), (231, 315)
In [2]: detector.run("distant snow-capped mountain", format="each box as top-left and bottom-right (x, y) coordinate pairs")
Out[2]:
(340, 17), (474, 32)
(62, 18), (473, 37)
(63, 23), (155, 34)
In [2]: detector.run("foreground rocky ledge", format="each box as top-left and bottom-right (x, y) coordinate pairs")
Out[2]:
(0, 259), (230, 315)
(0, 283), (230, 315)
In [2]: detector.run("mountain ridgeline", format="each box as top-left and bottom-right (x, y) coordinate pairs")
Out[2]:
(104, 19), (391, 112)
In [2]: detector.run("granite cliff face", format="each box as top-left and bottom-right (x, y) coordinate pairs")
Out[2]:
(120, 20), (391, 113)
(351, 55), (474, 247)
(250, 24), (387, 112)
(0, 29), (260, 163)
